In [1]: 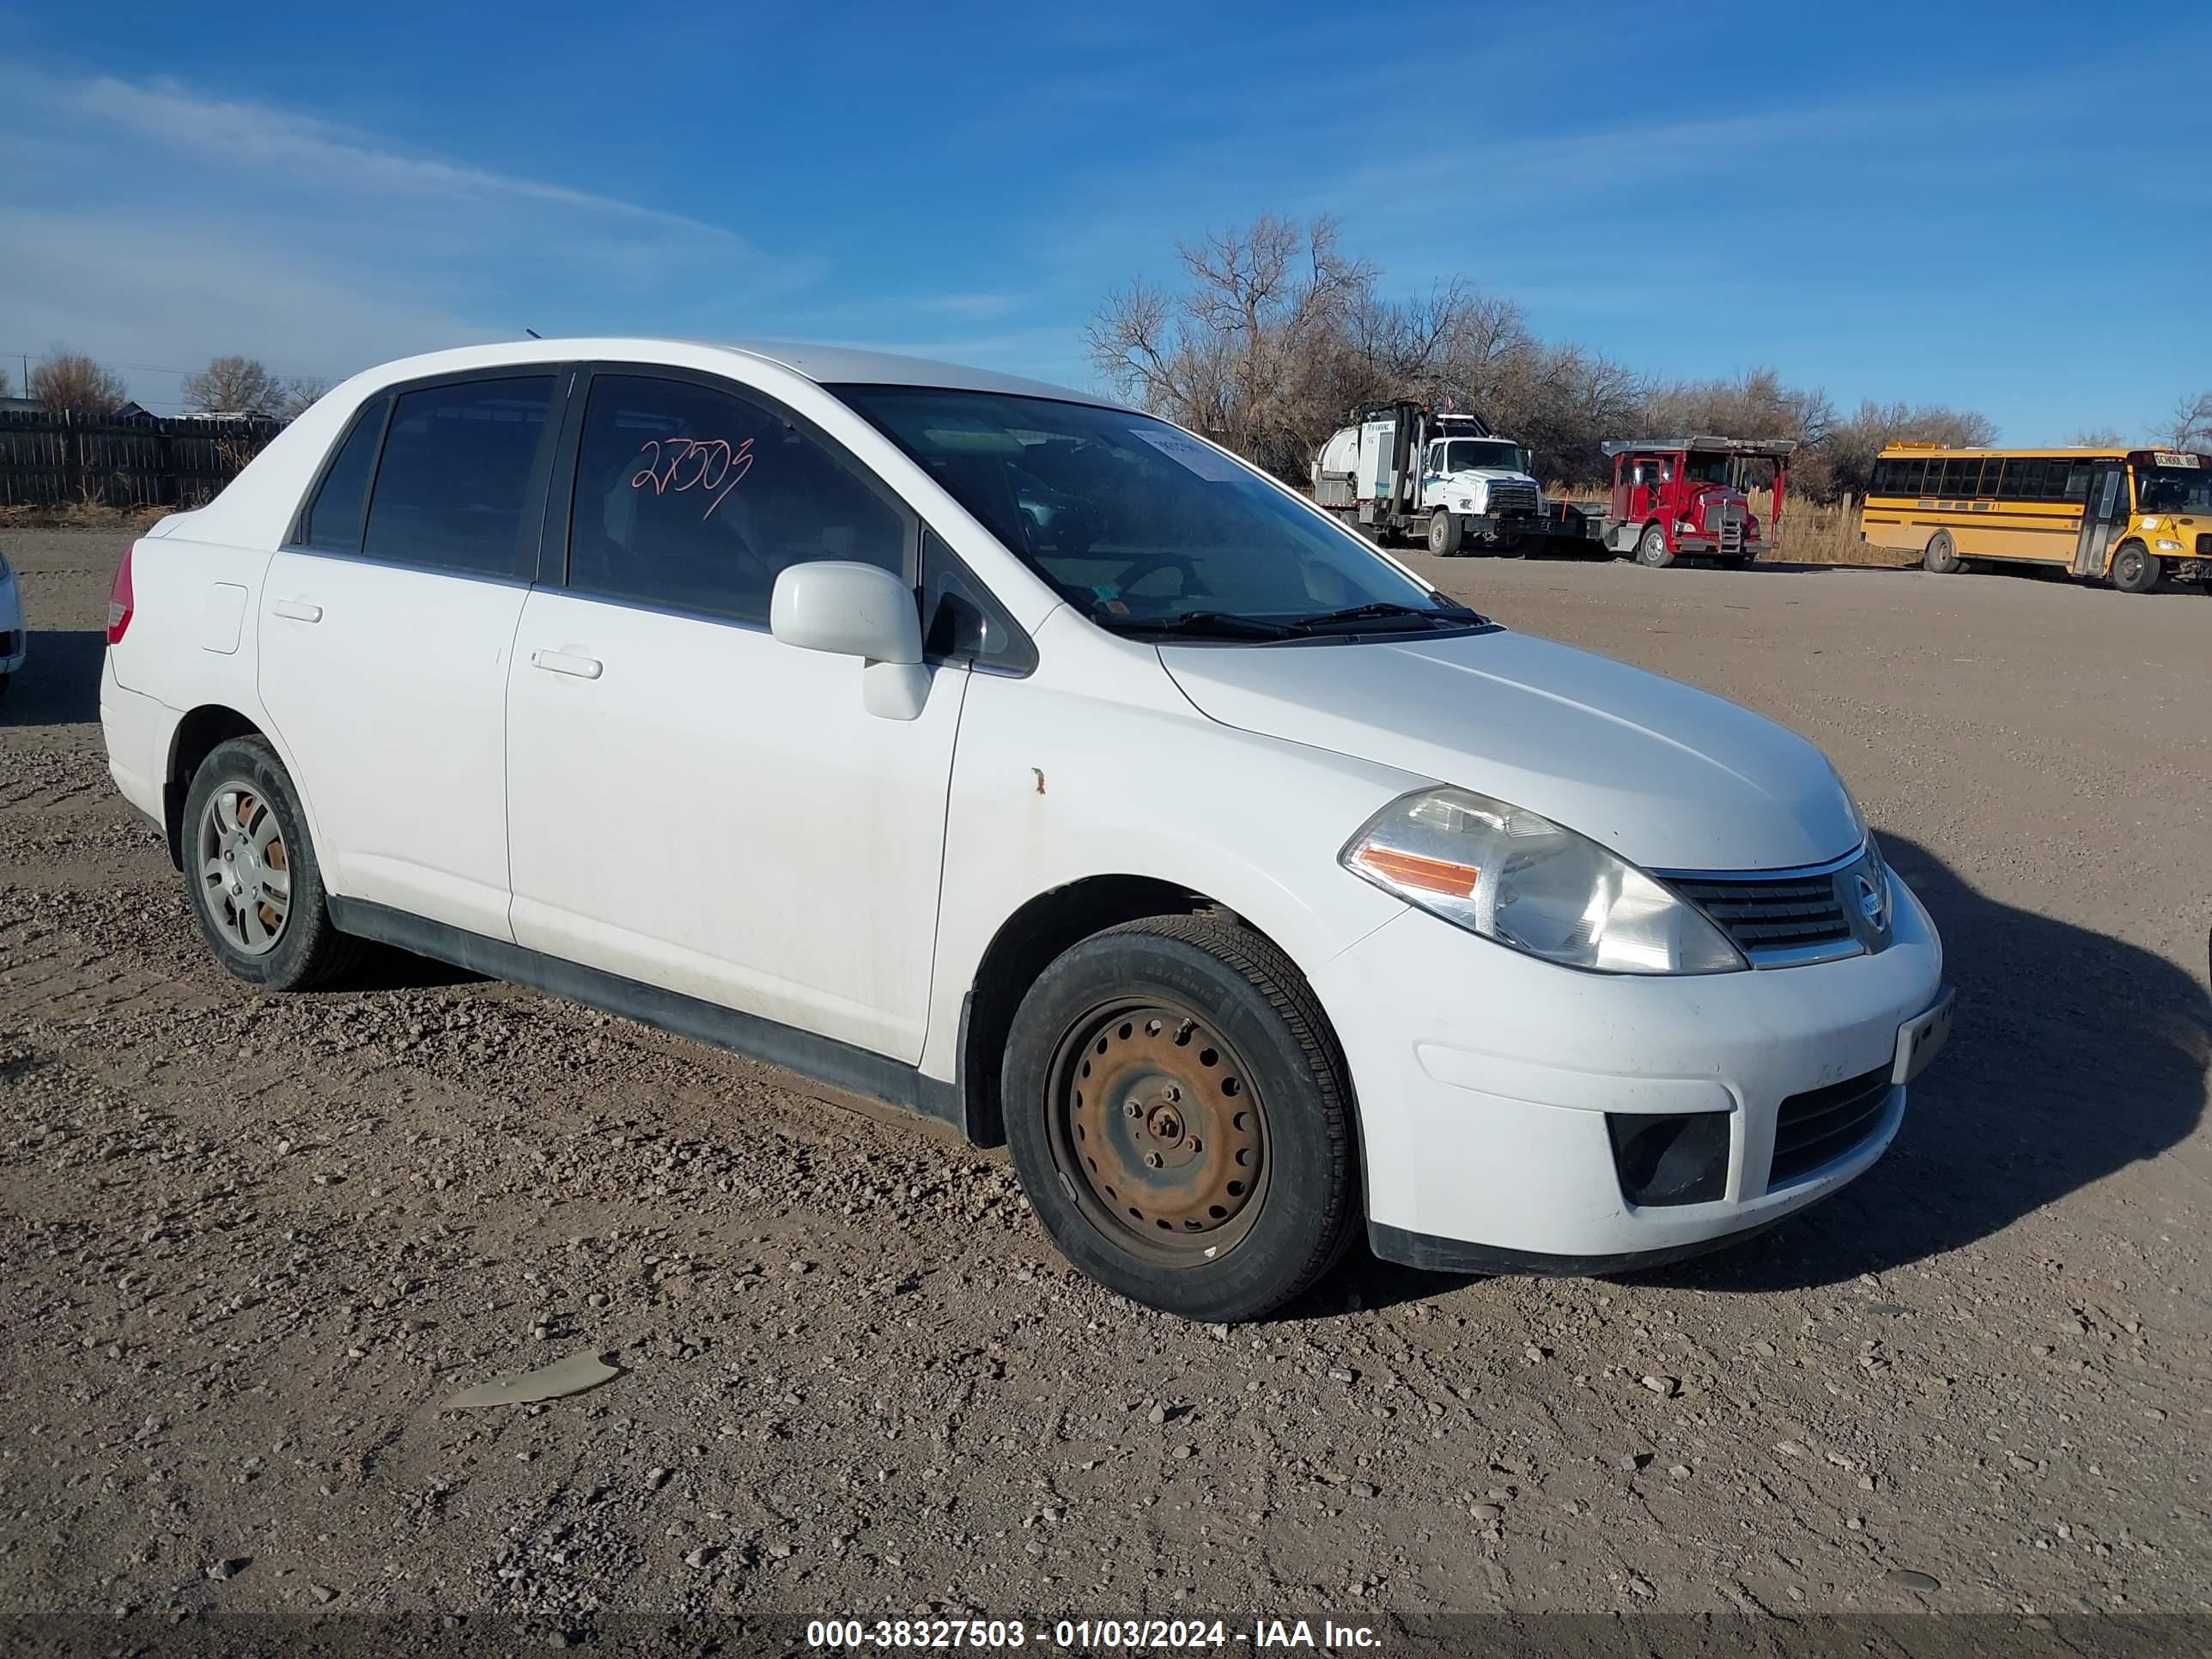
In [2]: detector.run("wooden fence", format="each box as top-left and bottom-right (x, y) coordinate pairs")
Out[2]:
(0, 409), (282, 511)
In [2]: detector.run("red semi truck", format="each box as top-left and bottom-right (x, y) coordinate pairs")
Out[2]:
(1594, 436), (1798, 568)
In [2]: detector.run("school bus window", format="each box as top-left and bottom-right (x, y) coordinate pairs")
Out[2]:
(1980, 460), (2005, 499)
(2063, 462), (2091, 501)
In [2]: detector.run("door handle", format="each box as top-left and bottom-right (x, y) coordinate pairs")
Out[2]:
(270, 598), (323, 623)
(530, 648), (604, 680)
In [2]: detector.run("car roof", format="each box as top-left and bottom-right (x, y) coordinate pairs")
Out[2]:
(347, 337), (1113, 407)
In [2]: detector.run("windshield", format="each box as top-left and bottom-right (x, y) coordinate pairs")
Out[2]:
(2136, 464), (2212, 514)
(1437, 439), (1528, 475)
(1683, 453), (1734, 485)
(836, 386), (1480, 637)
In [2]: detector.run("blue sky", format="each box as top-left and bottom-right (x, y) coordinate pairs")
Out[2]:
(3, 0), (2206, 441)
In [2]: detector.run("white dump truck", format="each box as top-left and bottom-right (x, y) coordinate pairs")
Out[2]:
(1312, 400), (1561, 556)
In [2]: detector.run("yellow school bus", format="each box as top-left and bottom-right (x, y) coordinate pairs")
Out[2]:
(1859, 444), (2212, 593)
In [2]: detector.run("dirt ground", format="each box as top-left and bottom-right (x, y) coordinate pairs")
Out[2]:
(2, 527), (2207, 1636)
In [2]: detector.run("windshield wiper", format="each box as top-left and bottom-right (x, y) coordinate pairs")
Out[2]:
(1091, 609), (1299, 640)
(1285, 600), (1488, 633)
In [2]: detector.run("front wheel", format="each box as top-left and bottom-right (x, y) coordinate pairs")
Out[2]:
(1426, 512), (1463, 556)
(181, 736), (364, 991)
(2109, 540), (2160, 593)
(1636, 524), (1674, 568)
(1001, 914), (1358, 1323)
(1923, 531), (1963, 574)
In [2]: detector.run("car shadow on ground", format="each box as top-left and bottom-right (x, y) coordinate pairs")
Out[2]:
(1323, 832), (2210, 1314)
(0, 628), (105, 727)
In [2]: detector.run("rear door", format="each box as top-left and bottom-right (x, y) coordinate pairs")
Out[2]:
(502, 365), (965, 1061)
(258, 371), (562, 939)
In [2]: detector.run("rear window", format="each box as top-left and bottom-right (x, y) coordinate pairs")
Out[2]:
(362, 377), (556, 578)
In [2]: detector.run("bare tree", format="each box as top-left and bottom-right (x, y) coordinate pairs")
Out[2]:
(278, 375), (334, 420)
(2069, 428), (2129, 447)
(182, 356), (283, 416)
(2155, 390), (2212, 452)
(1088, 214), (1376, 477)
(0, 363), (9, 400)
(28, 348), (129, 414)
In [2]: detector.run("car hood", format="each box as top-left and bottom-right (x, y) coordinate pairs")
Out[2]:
(1159, 628), (1858, 872)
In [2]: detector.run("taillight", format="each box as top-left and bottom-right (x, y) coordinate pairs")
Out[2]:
(106, 544), (135, 646)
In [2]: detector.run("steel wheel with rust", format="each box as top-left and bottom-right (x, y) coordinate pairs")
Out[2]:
(180, 735), (364, 991)
(1003, 913), (1358, 1322)
(1048, 1000), (1271, 1264)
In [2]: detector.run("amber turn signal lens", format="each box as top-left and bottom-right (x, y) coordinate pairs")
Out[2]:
(1352, 844), (1480, 898)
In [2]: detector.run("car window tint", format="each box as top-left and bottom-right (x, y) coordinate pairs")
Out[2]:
(921, 528), (1034, 672)
(299, 397), (386, 553)
(567, 374), (908, 624)
(362, 377), (555, 577)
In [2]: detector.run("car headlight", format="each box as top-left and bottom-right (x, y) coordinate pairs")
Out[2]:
(1341, 787), (1747, 975)
(2155, 538), (2183, 552)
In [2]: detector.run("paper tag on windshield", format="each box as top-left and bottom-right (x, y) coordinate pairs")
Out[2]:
(1130, 428), (1243, 483)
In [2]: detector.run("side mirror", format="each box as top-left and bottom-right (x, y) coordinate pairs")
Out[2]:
(769, 561), (929, 721)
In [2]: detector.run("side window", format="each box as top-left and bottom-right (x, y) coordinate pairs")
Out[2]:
(2063, 461), (2093, 502)
(297, 396), (386, 553)
(921, 529), (1036, 673)
(1978, 459), (2003, 499)
(1892, 457), (1925, 496)
(362, 377), (556, 577)
(567, 374), (908, 624)
(1869, 459), (1893, 495)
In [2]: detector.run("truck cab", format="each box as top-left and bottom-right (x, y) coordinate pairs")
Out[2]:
(1314, 402), (1553, 556)
(1599, 436), (1797, 568)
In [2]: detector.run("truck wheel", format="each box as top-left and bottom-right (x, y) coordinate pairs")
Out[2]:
(1000, 914), (1358, 1324)
(181, 735), (366, 992)
(1923, 532), (1963, 574)
(1636, 525), (1674, 568)
(1426, 513), (1462, 556)
(2109, 541), (2159, 593)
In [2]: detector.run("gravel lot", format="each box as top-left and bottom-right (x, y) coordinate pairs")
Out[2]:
(2, 527), (2206, 1633)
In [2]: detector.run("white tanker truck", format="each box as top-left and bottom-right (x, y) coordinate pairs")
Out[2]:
(1312, 399), (1573, 556)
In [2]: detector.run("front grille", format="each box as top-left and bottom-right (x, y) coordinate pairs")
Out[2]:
(2197, 532), (2211, 557)
(1487, 481), (1540, 515)
(1664, 868), (1854, 962)
(1770, 1065), (1892, 1187)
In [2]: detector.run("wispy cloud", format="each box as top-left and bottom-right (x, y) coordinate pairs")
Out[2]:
(0, 63), (806, 404)
(61, 75), (749, 246)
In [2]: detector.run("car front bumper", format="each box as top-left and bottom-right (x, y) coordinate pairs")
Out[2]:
(1310, 868), (1948, 1272)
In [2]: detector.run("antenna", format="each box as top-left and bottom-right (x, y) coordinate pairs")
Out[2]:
(525, 328), (542, 340)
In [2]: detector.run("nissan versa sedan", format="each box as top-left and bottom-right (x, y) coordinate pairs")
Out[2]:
(97, 339), (1952, 1322)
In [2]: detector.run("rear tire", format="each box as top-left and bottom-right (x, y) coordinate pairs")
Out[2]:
(1923, 532), (1963, 574)
(1001, 913), (1358, 1323)
(1636, 524), (1674, 568)
(1426, 512), (1463, 557)
(2109, 540), (2159, 593)
(181, 736), (365, 992)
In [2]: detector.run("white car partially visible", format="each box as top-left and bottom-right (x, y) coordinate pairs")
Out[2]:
(0, 544), (24, 696)
(97, 337), (1951, 1323)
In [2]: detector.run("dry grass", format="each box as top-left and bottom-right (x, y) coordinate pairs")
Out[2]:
(0, 501), (168, 532)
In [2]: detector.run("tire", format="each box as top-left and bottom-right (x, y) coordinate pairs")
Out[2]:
(1923, 532), (1963, 574)
(2109, 540), (2159, 594)
(180, 735), (365, 991)
(1636, 524), (1674, 568)
(1426, 512), (1462, 557)
(1001, 913), (1358, 1323)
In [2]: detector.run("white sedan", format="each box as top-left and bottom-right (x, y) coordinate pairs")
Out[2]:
(97, 338), (1950, 1322)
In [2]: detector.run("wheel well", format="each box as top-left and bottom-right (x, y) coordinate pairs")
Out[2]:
(163, 705), (263, 868)
(959, 876), (1244, 1147)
